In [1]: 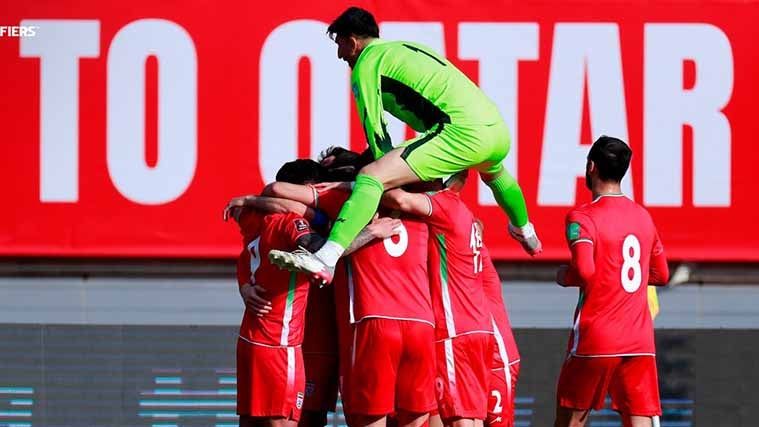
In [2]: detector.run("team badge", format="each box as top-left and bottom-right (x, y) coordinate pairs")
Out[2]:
(296, 391), (304, 409)
(567, 222), (580, 241)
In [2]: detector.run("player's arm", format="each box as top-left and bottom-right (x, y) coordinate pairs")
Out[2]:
(224, 194), (324, 224)
(648, 231), (670, 285)
(344, 216), (403, 256)
(557, 211), (596, 287)
(557, 243), (595, 287)
(381, 188), (432, 217)
(353, 57), (392, 157)
(261, 182), (318, 207)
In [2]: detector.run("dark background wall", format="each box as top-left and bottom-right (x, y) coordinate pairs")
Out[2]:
(2, 326), (756, 427)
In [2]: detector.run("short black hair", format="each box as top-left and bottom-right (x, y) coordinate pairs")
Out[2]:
(276, 159), (328, 184)
(587, 135), (632, 182)
(327, 7), (379, 40)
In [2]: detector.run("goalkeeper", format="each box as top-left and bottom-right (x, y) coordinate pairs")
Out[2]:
(270, 6), (541, 284)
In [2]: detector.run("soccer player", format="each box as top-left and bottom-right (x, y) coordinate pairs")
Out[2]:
(234, 207), (325, 427)
(381, 175), (493, 427)
(341, 212), (437, 427)
(480, 243), (520, 427)
(230, 159), (395, 427)
(553, 136), (670, 427)
(237, 156), (436, 427)
(268, 6), (541, 285)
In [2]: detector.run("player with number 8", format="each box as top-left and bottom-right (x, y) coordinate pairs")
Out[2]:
(553, 136), (670, 427)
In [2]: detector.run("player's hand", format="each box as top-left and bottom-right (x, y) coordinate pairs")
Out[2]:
(239, 283), (272, 316)
(367, 217), (403, 240)
(313, 181), (353, 193)
(223, 195), (252, 222)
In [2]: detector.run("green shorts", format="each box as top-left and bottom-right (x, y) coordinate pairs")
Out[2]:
(399, 120), (511, 181)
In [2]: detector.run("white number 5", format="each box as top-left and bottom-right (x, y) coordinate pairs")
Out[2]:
(383, 223), (408, 257)
(621, 234), (642, 292)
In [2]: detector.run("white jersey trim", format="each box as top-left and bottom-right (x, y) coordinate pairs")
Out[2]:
(570, 238), (593, 247)
(570, 352), (657, 358)
(435, 329), (493, 343)
(492, 359), (521, 371)
(591, 193), (628, 204)
(238, 336), (302, 348)
(444, 338), (457, 396)
(353, 315), (435, 327)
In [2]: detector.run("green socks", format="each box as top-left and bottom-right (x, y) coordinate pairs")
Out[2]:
(485, 171), (529, 227)
(328, 174), (385, 249)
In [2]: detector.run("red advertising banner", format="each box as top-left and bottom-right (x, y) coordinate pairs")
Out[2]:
(1, 0), (757, 260)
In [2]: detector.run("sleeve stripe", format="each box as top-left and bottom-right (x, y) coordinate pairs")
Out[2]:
(570, 238), (594, 247)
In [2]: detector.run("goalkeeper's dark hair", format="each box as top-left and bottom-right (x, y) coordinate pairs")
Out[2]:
(276, 159), (328, 184)
(587, 135), (632, 182)
(327, 7), (379, 40)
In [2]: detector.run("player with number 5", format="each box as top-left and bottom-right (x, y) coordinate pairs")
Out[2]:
(553, 136), (670, 427)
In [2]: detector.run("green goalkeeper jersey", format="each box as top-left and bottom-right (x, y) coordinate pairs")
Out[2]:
(351, 38), (504, 159)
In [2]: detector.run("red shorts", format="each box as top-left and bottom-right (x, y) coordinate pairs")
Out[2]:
(556, 355), (661, 416)
(346, 318), (437, 416)
(302, 353), (339, 413)
(435, 333), (494, 421)
(486, 362), (520, 427)
(237, 338), (305, 420)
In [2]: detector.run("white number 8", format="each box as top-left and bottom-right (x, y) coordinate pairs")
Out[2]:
(383, 223), (408, 257)
(621, 234), (642, 292)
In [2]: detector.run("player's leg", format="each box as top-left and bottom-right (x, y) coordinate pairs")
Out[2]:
(429, 413), (443, 427)
(436, 334), (492, 427)
(553, 407), (590, 427)
(396, 321), (437, 427)
(346, 319), (404, 427)
(609, 356), (661, 427)
(554, 356), (618, 427)
(264, 417), (299, 427)
(395, 411), (429, 427)
(239, 415), (256, 427)
(315, 147), (420, 264)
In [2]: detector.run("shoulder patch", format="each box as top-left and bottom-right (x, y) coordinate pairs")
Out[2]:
(294, 218), (309, 232)
(567, 222), (581, 241)
(351, 82), (359, 99)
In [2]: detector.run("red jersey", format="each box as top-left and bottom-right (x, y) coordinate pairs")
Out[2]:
(348, 217), (434, 325)
(426, 190), (491, 341)
(481, 245), (520, 365)
(236, 211), (313, 347)
(565, 194), (665, 356)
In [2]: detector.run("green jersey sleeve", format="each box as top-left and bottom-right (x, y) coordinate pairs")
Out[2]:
(351, 52), (393, 159)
